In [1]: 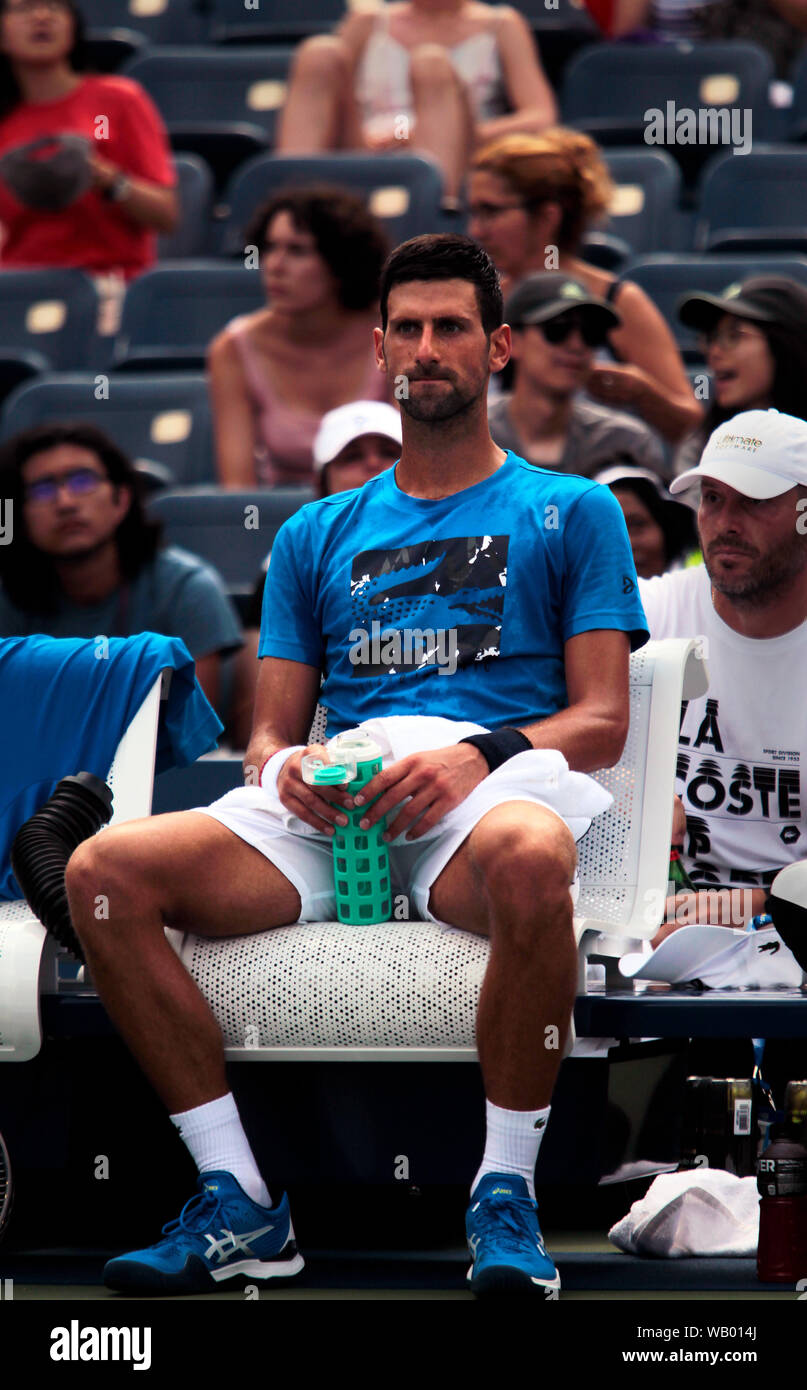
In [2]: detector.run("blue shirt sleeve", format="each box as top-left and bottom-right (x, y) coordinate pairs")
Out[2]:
(257, 511), (322, 667)
(560, 482), (649, 650)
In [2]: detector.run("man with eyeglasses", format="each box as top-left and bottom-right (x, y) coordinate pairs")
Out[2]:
(0, 423), (242, 717)
(488, 272), (668, 480)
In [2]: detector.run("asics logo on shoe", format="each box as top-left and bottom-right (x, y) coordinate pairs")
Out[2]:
(491, 1186), (513, 1196)
(203, 1224), (275, 1265)
(469, 1235), (481, 1256)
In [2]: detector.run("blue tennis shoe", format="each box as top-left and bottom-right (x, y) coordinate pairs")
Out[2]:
(466, 1172), (561, 1297)
(104, 1171), (304, 1294)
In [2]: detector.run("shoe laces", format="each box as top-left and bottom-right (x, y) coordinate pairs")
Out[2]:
(472, 1194), (544, 1255)
(162, 1187), (224, 1239)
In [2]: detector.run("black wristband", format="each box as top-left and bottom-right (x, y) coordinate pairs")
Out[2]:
(459, 727), (532, 774)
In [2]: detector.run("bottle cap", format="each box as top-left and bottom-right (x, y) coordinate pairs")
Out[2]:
(330, 730), (383, 764)
(301, 754), (354, 787)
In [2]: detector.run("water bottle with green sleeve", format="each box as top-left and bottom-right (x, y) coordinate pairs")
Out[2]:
(302, 731), (392, 925)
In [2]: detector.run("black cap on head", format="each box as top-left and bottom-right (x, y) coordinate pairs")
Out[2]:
(504, 271), (621, 334)
(677, 275), (807, 336)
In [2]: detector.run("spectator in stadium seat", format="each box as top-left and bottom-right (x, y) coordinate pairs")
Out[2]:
(639, 408), (807, 945)
(612, 0), (806, 79)
(673, 276), (807, 479)
(469, 128), (703, 444)
(0, 423), (242, 716)
(593, 460), (698, 578)
(227, 400), (403, 749)
(208, 186), (391, 490)
(0, 0), (177, 325)
(275, 0), (557, 202)
(489, 272), (669, 479)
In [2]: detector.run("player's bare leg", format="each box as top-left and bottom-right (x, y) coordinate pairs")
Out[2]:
(65, 813), (301, 1114)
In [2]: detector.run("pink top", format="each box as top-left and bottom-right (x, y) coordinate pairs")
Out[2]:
(227, 315), (388, 487)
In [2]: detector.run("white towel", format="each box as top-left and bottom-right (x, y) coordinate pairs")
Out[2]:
(609, 1169), (760, 1258)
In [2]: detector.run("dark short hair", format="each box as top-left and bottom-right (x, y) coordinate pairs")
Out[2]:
(605, 465), (697, 567)
(245, 184), (389, 312)
(0, 422), (162, 614)
(379, 234), (503, 337)
(0, 1), (88, 120)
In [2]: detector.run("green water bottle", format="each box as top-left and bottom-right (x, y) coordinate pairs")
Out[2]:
(668, 846), (697, 897)
(303, 732), (392, 925)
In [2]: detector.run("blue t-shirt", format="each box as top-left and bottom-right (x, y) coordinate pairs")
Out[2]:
(258, 451), (649, 735)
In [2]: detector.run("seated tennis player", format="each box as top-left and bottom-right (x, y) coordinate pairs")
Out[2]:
(65, 234), (648, 1298)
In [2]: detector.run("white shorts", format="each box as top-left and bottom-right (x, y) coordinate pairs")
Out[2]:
(196, 718), (612, 925)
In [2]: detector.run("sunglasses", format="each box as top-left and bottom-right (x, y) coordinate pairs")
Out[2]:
(24, 467), (107, 504)
(535, 313), (608, 349)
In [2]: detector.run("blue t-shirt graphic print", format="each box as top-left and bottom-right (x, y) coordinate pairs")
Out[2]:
(349, 533), (508, 678)
(258, 451), (648, 735)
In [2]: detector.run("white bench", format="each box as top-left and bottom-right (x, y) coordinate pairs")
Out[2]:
(0, 639), (707, 1065)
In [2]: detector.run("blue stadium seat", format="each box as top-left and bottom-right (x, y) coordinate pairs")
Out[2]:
(0, 374), (214, 486)
(209, 0), (346, 44)
(219, 152), (445, 255)
(77, 0), (204, 44)
(789, 50), (807, 141)
(623, 253), (807, 360)
(561, 42), (774, 183)
(695, 147), (807, 254)
(600, 149), (684, 255)
(158, 154), (215, 259)
(0, 269), (101, 370)
(114, 263), (263, 371)
(122, 47), (293, 187)
(509, 0), (599, 89)
(146, 487), (314, 596)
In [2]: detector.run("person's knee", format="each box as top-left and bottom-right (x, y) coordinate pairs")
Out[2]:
(65, 834), (143, 941)
(471, 815), (577, 918)
(409, 43), (459, 93)
(289, 34), (350, 84)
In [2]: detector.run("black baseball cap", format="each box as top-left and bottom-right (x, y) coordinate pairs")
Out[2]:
(504, 272), (621, 334)
(678, 275), (807, 335)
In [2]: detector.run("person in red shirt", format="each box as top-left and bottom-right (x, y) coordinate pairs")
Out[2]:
(0, 0), (177, 281)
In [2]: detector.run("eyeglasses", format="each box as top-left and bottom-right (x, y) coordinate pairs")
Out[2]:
(529, 313), (607, 349)
(3, 1), (69, 13)
(24, 467), (107, 504)
(467, 200), (526, 223)
(699, 323), (765, 351)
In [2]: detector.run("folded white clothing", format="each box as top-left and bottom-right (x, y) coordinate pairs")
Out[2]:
(609, 1169), (760, 1258)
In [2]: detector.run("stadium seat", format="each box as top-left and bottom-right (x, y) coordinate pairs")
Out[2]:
(694, 147), (807, 254)
(158, 154), (215, 260)
(600, 149), (684, 255)
(623, 253), (807, 360)
(122, 47), (293, 187)
(218, 152), (445, 255)
(511, 0), (600, 89)
(113, 263), (263, 371)
(787, 49), (807, 141)
(561, 42), (774, 184)
(210, 0), (346, 45)
(146, 487), (315, 597)
(76, 0), (204, 44)
(0, 374), (214, 487)
(0, 269), (102, 370)
(82, 29), (146, 73)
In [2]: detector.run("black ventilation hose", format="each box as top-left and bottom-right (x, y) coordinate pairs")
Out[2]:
(11, 773), (114, 962)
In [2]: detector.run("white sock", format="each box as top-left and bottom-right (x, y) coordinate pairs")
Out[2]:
(471, 1100), (551, 1201)
(170, 1093), (271, 1208)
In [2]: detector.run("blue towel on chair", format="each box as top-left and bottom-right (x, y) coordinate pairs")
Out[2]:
(0, 633), (222, 900)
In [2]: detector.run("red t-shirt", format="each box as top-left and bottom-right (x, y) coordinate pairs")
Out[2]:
(0, 75), (175, 278)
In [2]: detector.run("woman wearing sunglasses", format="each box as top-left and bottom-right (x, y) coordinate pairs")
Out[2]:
(489, 271), (668, 479)
(469, 127), (702, 445)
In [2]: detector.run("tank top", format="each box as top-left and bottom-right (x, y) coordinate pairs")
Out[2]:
(355, 8), (510, 134)
(227, 315), (388, 487)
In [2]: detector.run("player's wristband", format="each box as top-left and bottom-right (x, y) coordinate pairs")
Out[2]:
(257, 746), (305, 796)
(459, 727), (532, 774)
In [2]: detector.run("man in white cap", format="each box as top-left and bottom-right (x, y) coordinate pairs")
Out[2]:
(639, 408), (807, 963)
